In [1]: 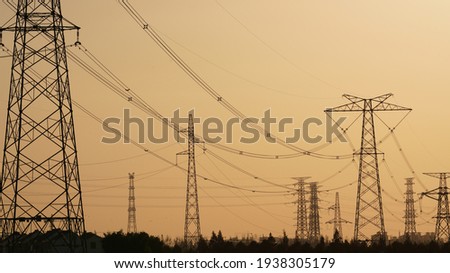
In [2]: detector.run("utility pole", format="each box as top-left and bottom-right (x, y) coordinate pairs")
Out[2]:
(404, 178), (417, 240)
(326, 192), (351, 241)
(292, 177), (310, 241)
(308, 182), (320, 242)
(0, 0), (85, 252)
(326, 94), (411, 242)
(127, 173), (137, 233)
(421, 173), (450, 242)
(177, 114), (201, 248)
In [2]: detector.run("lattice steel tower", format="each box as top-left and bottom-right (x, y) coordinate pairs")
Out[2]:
(127, 173), (137, 233)
(326, 192), (350, 240)
(326, 94), (411, 242)
(293, 177), (309, 241)
(0, 0), (85, 252)
(177, 114), (201, 247)
(404, 178), (417, 239)
(421, 173), (450, 242)
(308, 182), (320, 242)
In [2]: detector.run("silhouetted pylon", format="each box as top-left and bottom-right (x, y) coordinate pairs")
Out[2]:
(308, 182), (320, 242)
(326, 192), (351, 240)
(177, 113), (202, 248)
(326, 94), (411, 242)
(404, 178), (417, 239)
(127, 173), (137, 233)
(0, 0), (85, 252)
(292, 177), (310, 241)
(421, 173), (450, 242)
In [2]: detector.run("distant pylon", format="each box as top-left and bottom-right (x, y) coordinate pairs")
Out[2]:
(308, 182), (320, 242)
(0, 0), (85, 252)
(177, 113), (201, 247)
(421, 173), (450, 242)
(404, 178), (417, 239)
(127, 173), (137, 233)
(326, 192), (351, 240)
(292, 177), (310, 241)
(326, 94), (411, 242)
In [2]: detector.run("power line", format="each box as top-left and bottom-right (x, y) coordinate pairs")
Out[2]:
(214, 0), (343, 92)
(73, 101), (286, 194)
(1, 41), (314, 194)
(71, 44), (411, 197)
(152, 26), (323, 99)
(201, 153), (293, 224)
(205, 149), (296, 191)
(82, 165), (176, 192)
(116, 0), (357, 160)
(85, 193), (292, 200)
(70, 41), (348, 161)
(391, 133), (428, 191)
(84, 202), (292, 209)
(381, 158), (406, 200)
(80, 153), (149, 166)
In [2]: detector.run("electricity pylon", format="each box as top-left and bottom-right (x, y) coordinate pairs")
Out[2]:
(177, 114), (201, 247)
(292, 177), (310, 241)
(326, 94), (411, 242)
(404, 178), (417, 240)
(326, 192), (351, 241)
(0, 0), (85, 252)
(308, 182), (320, 242)
(421, 173), (450, 242)
(127, 173), (137, 233)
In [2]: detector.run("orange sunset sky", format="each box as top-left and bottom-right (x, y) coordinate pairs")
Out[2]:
(1, 0), (450, 241)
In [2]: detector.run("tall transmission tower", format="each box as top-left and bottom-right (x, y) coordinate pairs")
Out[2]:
(326, 192), (351, 241)
(292, 177), (310, 241)
(0, 0), (85, 252)
(421, 173), (450, 242)
(326, 94), (411, 242)
(404, 178), (417, 240)
(177, 114), (201, 247)
(127, 173), (137, 233)
(308, 182), (320, 242)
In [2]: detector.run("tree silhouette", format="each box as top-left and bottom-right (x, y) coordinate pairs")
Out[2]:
(97, 229), (450, 253)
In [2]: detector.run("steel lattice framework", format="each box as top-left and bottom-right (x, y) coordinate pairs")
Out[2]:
(177, 114), (201, 248)
(308, 182), (320, 242)
(127, 173), (137, 233)
(0, 0), (85, 252)
(326, 192), (351, 240)
(293, 177), (309, 241)
(421, 173), (450, 242)
(326, 94), (411, 242)
(404, 178), (417, 239)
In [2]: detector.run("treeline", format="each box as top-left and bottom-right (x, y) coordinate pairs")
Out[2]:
(101, 230), (450, 253)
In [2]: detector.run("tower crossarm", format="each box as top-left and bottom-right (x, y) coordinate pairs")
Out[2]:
(325, 218), (351, 224)
(421, 188), (449, 201)
(325, 93), (412, 113)
(421, 188), (441, 197)
(424, 172), (450, 179)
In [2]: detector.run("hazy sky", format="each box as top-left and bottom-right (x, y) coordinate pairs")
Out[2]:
(1, 0), (449, 240)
